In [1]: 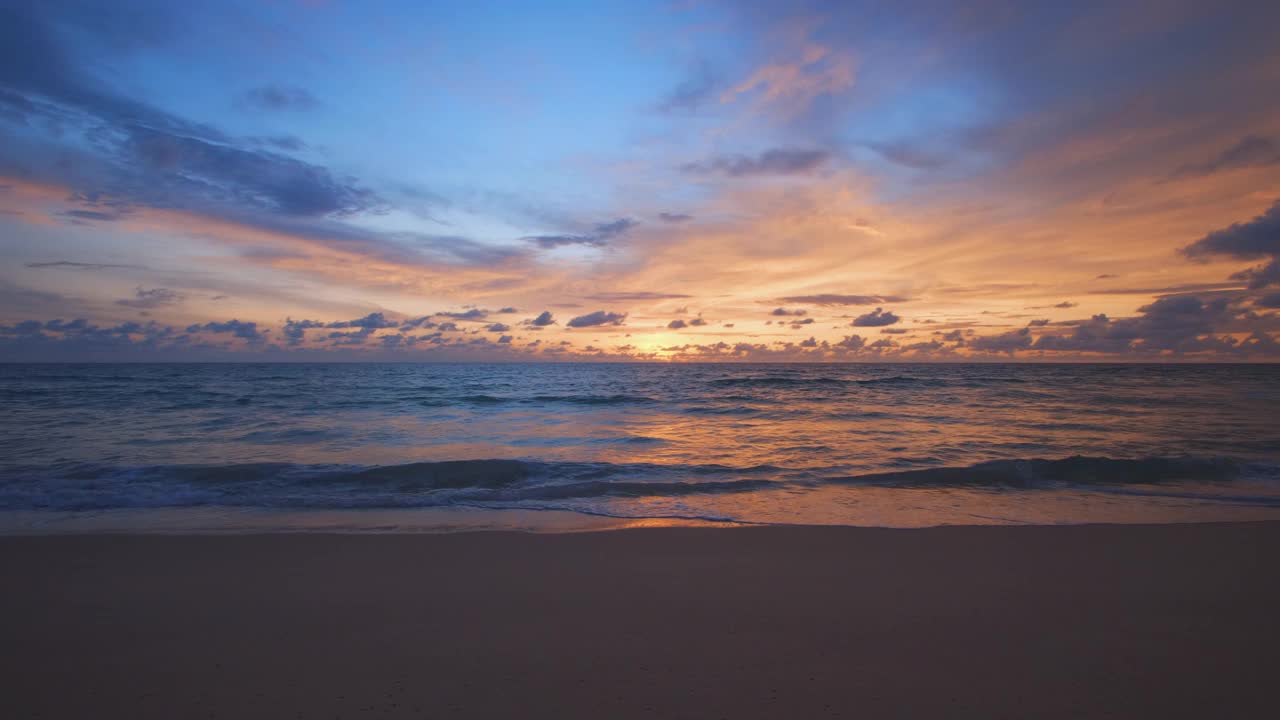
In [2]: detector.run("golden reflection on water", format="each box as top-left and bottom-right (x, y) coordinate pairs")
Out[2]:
(5, 363), (1280, 529)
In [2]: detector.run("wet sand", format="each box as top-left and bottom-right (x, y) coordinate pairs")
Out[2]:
(2, 522), (1277, 718)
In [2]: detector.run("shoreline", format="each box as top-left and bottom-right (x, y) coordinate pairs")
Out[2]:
(5, 504), (1280, 535)
(0, 506), (741, 535)
(5, 521), (1278, 718)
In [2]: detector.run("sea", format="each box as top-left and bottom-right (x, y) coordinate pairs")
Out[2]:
(2, 362), (1279, 533)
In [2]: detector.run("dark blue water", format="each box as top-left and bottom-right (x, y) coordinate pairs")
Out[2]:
(2, 363), (1279, 531)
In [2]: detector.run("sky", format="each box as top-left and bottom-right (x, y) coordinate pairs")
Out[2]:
(2, 0), (1280, 361)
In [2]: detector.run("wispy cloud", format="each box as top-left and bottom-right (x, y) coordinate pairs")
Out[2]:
(779, 294), (909, 306)
(27, 261), (148, 271)
(584, 292), (692, 302)
(523, 218), (638, 249)
(683, 148), (830, 177)
(239, 84), (320, 112)
(117, 287), (184, 309)
(720, 43), (856, 116)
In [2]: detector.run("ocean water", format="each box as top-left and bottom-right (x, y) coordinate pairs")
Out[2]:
(2, 362), (1279, 532)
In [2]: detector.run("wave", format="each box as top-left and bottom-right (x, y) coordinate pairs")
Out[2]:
(708, 375), (1018, 390)
(457, 394), (506, 404)
(0, 455), (1275, 512)
(710, 376), (849, 389)
(454, 393), (657, 406)
(853, 375), (946, 387)
(826, 456), (1247, 489)
(527, 394), (658, 405)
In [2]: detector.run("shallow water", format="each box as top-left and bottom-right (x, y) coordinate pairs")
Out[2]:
(2, 362), (1279, 531)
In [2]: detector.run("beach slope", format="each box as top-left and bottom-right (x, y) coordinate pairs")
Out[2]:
(3, 522), (1277, 718)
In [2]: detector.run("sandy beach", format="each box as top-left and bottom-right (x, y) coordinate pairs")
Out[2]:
(3, 522), (1278, 719)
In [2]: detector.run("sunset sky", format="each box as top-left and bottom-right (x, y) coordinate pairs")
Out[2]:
(3, 0), (1280, 361)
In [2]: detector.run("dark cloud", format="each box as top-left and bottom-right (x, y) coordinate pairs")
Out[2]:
(851, 307), (900, 327)
(658, 212), (693, 223)
(239, 84), (320, 112)
(326, 312), (397, 329)
(437, 308), (488, 321)
(485, 323), (511, 332)
(779, 294), (910, 305)
(1086, 282), (1243, 296)
(1183, 200), (1280, 288)
(1032, 314), (1128, 354)
(689, 317), (707, 326)
(185, 319), (267, 346)
(1231, 264), (1280, 290)
(0, 3), (518, 279)
(26, 260), (148, 271)
(528, 311), (555, 327)
(968, 327), (1032, 354)
(496, 307), (518, 314)
(667, 319), (687, 329)
(683, 148), (830, 177)
(27, 318), (573, 360)
(1258, 293), (1280, 309)
(650, 330), (964, 361)
(1033, 296), (1265, 355)
(1054, 301), (1077, 308)
(771, 307), (806, 316)
(117, 286), (183, 309)
(400, 235), (524, 267)
(523, 218), (638, 249)
(1124, 296), (1241, 352)
(282, 318), (325, 346)
(121, 126), (380, 217)
(398, 316), (435, 331)
(585, 291), (691, 302)
(835, 335), (866, 351)
(1028, 318), (1051, 327)
(0, 317), (182, 359)
(593, 217), (637, 236)
(1185, 202), (1280, 259)
(567, 310), (627, 328)
(60, 209), (115, 222)
(902, 339), (946, 353)
(1170, 136), (1280, 179)
(0, 3), (208, 139)
(59, 190), (136, 221)
(327, 327), (376, 345)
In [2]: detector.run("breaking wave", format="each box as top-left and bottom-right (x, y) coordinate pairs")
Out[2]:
(2, 455), (1276, 513)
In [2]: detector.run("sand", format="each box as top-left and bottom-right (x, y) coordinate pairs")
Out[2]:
(2, 522), (1278, 719)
